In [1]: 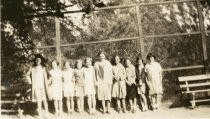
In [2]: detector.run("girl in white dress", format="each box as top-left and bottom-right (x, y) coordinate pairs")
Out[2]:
(84, 57), (96, 115)
(49, 60), (63, 116)
(62, 61), (74, 114)
(145, 53), (163, 111)
(73, 60), (85, 113)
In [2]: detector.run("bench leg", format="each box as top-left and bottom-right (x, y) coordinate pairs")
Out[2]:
(17, 101), (24, 118)
(191, 93), (196, 109)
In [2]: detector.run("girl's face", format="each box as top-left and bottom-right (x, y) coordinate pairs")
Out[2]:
(150, 57), (155, 63)
(76, 61), (82, 69)
(99, 53), (105, 61)
(126, 59), (131, 66)
(35, 58), (42, 66)
(137, 59), (143, 65)
(86, 59), (92, 67)
(115, 56), (120, 64)
(64, 62), (70, 69)
(52, 61), (58, 69)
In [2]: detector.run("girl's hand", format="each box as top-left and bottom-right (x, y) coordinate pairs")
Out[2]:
(127, 81), (131, 86)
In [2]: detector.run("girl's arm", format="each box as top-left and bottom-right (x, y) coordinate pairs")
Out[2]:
(132, 66), (136, 84)
(121, 65), (126, 81)
(113, 66), (120, 82)
(25, 67), (32, 84)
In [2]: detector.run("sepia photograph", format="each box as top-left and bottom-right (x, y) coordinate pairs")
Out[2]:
(1, 0), (210, 119)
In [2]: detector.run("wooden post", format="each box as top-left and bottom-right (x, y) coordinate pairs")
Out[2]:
(136, 5), (145, 59)
(197, 0), (208, 73)
(55, 17), (62, 65)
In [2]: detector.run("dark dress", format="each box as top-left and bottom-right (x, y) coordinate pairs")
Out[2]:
(125, 65), (137, 99)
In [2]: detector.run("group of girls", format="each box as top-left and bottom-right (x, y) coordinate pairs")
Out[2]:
(26, 52), (163, 117)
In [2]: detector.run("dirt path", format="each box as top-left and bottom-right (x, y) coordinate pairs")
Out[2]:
(1, 103), (210, 119)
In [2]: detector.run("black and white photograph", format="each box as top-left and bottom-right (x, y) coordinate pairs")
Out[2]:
(1, 0), (210, 119)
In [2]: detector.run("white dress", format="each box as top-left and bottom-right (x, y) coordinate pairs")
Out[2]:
(49, 68), (63, 100)
(145, 62), (163, 95)
(27, 66), (48, 102)
(94, 60), (113, 101)
(84, 66), (96, 96)
(62, 68), (74, 97)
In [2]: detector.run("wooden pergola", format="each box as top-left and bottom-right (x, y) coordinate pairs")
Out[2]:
(37, 0), (209, 73)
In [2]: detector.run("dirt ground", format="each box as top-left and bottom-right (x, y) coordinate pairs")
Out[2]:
(1, 102), (210, 119)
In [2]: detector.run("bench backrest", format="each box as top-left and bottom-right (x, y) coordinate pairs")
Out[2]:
(178, 74), (210, 93)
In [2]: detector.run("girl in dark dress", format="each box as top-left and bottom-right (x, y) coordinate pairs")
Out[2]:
(125, 58), (137, 113)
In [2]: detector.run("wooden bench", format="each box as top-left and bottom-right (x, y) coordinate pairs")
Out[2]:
(1, 85), (31, 117)
(178, 74), (210, 108)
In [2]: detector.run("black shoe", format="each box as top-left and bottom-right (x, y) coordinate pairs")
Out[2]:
(102, 110), (106, 114)
(107, 110), (111, 114)
(132, 109), (136, 113)
(122, 109), (127, 113)
(117, 108), (121, 113)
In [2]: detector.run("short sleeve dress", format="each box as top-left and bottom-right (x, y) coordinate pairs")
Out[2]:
(84, 66), (96, 96)
(94, 60), (113, 101)
(27, 66), (49, 102)
(112, 63), (127, 99)
(62, 68), (74, 97)
(145, 62), (163, 95)
(73, 68), (85, 97)
(49, 68), (63, 100)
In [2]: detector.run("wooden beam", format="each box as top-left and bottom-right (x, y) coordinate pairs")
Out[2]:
(36, 30), (210, 49)
(55, 17), (62, 65)
(163, 65), (204, 71)
(197, 1), (208, 73)
(60, 37), (139, 47)
(144, 32), (201, 38)
(136, 5), (145, 59)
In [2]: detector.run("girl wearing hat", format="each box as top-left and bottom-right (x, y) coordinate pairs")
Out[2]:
(26, 54), (49, 117)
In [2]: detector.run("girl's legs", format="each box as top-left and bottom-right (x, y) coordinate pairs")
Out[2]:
(81, 96), (84, 112)
(121, 98), (126, 113)
(133, 98), (137, 113)
(106, 100), (111, 114)
(101, 100), (106, 113)
(87, 95), (92, 114)
(58, 100), (63, 115)
(149, 95), (156, 110)
(92, 95), (96, 114)
(43, 100), (49, 116)
(116, 99), (121, 113)
(37, 101), (42, 116)
(54, 100), (58, 115)
(156, 94), (162, 109)
(76, 97), (81, 113)
(43, 100), (49, 112)
(129, 99), (133, 112)
(70, 97), (74, 113)
(139, 94), (148, 111)
(66, 97), (70, 113)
